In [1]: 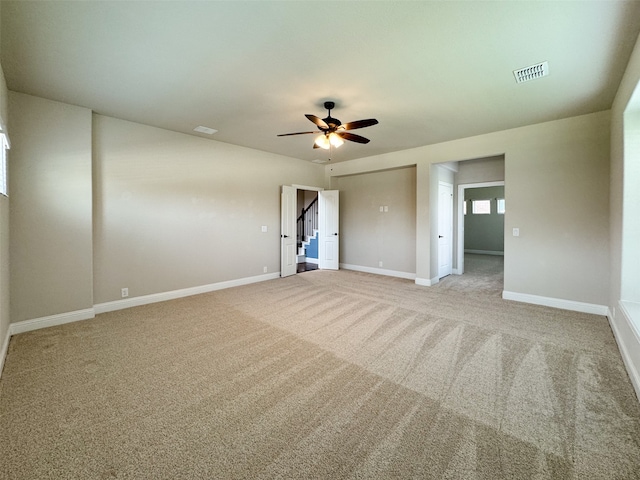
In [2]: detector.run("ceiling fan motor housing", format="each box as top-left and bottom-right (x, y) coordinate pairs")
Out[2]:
(322, 116), (341, 130)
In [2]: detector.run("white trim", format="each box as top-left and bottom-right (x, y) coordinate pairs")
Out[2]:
(306, 257), (319, 265)
(9, 308), (95, 335)
(464, 249), (504, 256)
(452, 268), (462, 275)
(415, 276), (440, 287)
(608, 302), (640, 400)
(438, 180), (454, 279)
(340, 263), (416, 280)
(502, 290), (608, 316)
(0, 325), (10, 379)
(291, 184), (324, 192)
(95, 272), (280, 314)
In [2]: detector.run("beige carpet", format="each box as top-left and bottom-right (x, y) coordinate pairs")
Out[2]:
(1, 259), (639, 479)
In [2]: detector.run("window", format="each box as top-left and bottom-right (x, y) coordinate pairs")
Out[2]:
(463, 200), (467, 215)
(497, 198), (505, 214)
(472, 199), (491, 214)
(0, 132), (8, 197)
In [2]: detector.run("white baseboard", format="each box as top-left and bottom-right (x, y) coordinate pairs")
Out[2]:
(95, 272), (280, 314)
(415, 276), (440, 287)
(609, 302), (640, 401)
(340, 263), (416, 280)
(464, 249), (504, 256)
(0, 325), (10, 380)
(9, 308), (96, 336)
(306, 258), (319, 265)
(502, 291), (608, 316)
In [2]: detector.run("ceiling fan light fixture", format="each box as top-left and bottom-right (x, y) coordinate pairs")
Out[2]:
(315, 134), (330, 149)
(329, 132), (344, 148)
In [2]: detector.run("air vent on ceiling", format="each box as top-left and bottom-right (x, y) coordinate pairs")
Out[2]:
(193, 125), (218, 135)
(311, 158), (329, 164)
(513, 61), (549, 84)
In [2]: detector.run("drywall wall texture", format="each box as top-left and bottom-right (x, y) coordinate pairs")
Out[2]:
(464, 186), (505, 253)
(8, 92), (93, 323)
(504, 113), (610, 305)
(93, 114), (325, 304)
(328, 110), (610, 307)
(455, 155), (505, 185)
(334, 167), (416, 275)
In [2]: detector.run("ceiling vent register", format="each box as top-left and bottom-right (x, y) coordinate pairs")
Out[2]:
(513, 61), (549, 83)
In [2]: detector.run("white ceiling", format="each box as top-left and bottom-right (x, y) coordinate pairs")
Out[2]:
(2, 1), (640, 163)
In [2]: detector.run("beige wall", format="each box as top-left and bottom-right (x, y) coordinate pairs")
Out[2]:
(328, 110), (611, 305)
(334, 167), (416, 274)
(455, 155), (505, 185)
(503, 113), (610, 304)
(6, 97), (326, 321)
(8, 92), (93, 322)
(93, 115), (325, 304)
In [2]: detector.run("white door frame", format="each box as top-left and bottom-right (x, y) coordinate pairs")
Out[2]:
(281, 185), (325, 276)
(456, 181), (505, 275)
(280, 185), (297, 277)
(318, 190), (339, 270)
(438, 181), (454, 279)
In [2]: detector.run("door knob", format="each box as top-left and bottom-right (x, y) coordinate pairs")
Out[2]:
(439, 235), (444, 238)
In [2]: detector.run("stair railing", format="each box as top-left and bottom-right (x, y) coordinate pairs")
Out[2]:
(297, 196), (318, 245)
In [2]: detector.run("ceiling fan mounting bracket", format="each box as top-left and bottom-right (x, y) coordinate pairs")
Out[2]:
(323, 101), (335, 110)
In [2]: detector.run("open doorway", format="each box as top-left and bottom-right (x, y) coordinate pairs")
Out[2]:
(456, 182), (505, 275)
(455, 182), (505, 295)
(281, 185), (340, 277)
(434, 156), (505, 295)
(296, 189), (319, 273)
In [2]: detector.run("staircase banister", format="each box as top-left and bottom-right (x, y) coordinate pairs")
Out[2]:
(297, 196), (318, 223)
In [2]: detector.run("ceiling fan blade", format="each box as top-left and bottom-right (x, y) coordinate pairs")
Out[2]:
(313, 143), (320, 149)
(305, 114), (329, 130)
(341, 118), (378, 130)
(336, 131), (370, 144)
(277, 131), (317, 137)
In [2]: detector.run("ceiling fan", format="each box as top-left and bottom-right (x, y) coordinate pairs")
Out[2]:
(277, 101), (378, 150)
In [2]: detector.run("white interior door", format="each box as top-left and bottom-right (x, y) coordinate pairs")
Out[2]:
(318, 190), (339, 270)
(438, 181), (453, 278)
(280, 185), (297, 277)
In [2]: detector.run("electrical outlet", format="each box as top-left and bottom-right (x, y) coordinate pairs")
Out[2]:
(121, 287), (129, 298)
(379, 261), (383, 267)
(263, 266), (268, 273)
(513, 228), (520, 237)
